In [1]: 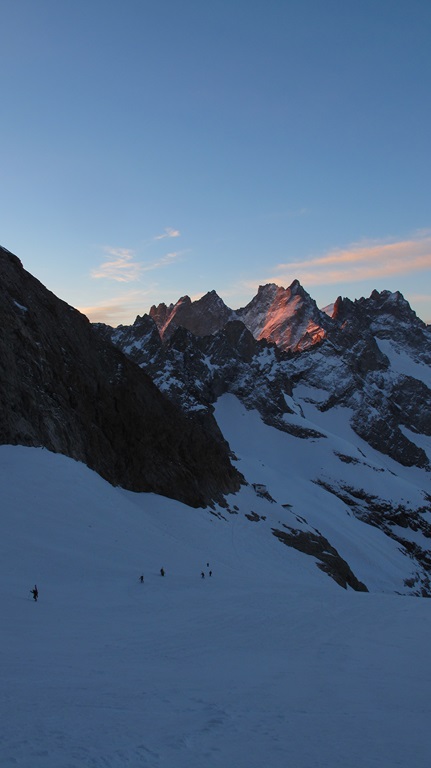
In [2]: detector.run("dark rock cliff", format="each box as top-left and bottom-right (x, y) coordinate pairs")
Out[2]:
(150, 290), (235, 341)
(0, 247), (242, 506)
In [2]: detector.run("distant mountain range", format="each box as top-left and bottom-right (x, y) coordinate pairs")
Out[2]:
(98, 281), (431, 470)
(146, 280), (328, 350)
(2, 244), (431, 595)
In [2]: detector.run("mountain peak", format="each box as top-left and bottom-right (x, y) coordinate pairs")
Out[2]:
(149, 290), (233, 340)
(356, 289), (426, 333)
(237, 281), (329, 351)
(288, 278), (303, 295)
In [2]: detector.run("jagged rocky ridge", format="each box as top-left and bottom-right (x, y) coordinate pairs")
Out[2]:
(98, 283), (431, 470)
(96, 282), (431, 594)
(0, 247), (242, 507)
(148, 281), (329, 351)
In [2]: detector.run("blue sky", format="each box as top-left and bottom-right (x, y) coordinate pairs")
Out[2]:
(1, 0), (430, 325)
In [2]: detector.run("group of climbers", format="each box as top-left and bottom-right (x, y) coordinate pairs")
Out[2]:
(139, 564), (213, 583)
(30, 563), (215, 604)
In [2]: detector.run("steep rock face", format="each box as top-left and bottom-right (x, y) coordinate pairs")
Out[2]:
(237, 281), (331, 351)
(150, 291), (235, 341)
(147, 300), (173, 332)
(94, 314), (164, 384)
(287, 342), (430, 469)
(394, 376), (431, 436)
(96, 314), (163, 367)
(0, 247), (242, 506)
(333, 290), (431, 361)
(320, 291), (431, 467)
(235, 283), (280, 336)
(272, 527), (368, 591)
(148, 281), (330, 351)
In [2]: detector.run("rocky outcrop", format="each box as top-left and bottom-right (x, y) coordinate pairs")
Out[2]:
(333, 290), (431, 362)
(272, 527), (368, 591)
(237, 281), (332, 351)
(0, 247), (242, 507)
(150, 291), (235, 341)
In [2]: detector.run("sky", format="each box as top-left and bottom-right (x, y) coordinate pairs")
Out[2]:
(1, 0), (430, 325)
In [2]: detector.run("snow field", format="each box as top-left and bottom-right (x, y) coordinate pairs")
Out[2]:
(1, 420), (431, 766)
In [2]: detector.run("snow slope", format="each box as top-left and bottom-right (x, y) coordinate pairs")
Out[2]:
(376, 337), (431, 389)
(215, 393), (429, 594)
(1, 439), (431, 767)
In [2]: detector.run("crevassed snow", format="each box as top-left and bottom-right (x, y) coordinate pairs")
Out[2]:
(1, 434), (431, 767)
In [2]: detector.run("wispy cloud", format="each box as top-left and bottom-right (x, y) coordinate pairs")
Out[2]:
(141, 251), (181, 272)
(78, 289), (155, 325)
(408, 293), (431, 303)
(154, 227), (181, 241)
(268, 233), (431, 287)
(91, 248), (142, 283)
(92, 247), (183, 283)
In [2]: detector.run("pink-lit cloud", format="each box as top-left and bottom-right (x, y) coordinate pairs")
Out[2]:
(268, 234), (431, 287)
(78, 289), (154, 325)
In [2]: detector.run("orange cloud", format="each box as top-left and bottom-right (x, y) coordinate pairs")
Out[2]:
(78, 289), (153, 325)
(79, 303), (131, 324)
(269, 234), (431, 287)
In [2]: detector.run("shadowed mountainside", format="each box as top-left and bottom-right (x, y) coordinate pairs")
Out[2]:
(0, 247), (242, 506)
